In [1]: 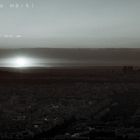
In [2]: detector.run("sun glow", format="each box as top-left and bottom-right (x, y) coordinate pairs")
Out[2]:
(2, 56), (45, 68)
(15, 57), (28, 67)
(12, 57), (31, 68)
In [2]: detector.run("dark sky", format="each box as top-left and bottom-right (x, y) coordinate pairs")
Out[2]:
(0, 0), (140, 48)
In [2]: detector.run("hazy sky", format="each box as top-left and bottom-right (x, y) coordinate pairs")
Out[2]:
(0, 0), (140, 48)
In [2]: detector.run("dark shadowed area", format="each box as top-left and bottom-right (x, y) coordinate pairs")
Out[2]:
(0, 48), (140, 139)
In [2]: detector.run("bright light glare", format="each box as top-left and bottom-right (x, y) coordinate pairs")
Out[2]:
(3, 57), (43, 68)
(13, 57), (31, 68)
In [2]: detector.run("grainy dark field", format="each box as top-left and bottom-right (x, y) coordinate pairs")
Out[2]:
(0, 68), (140, 139)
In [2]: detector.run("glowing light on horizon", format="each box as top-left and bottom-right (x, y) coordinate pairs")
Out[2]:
(14, 57), (29, 67)
(11, 57), (32, 68)
(0, 56), (49, 68)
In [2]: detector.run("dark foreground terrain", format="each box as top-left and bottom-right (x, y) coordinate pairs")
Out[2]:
(0, 67), (140, 139)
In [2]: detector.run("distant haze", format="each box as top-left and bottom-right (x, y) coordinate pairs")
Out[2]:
(0, 48), (140, 67)
(0, 0), (140, 48)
